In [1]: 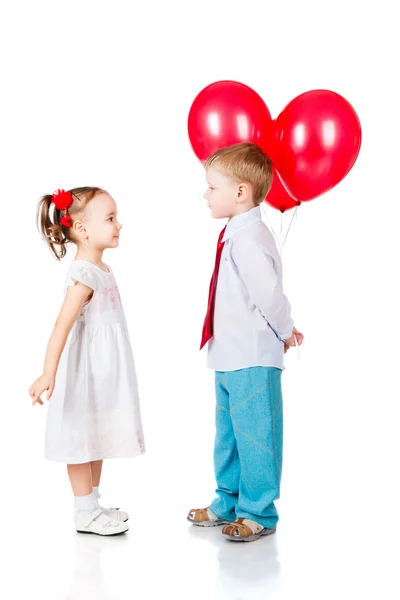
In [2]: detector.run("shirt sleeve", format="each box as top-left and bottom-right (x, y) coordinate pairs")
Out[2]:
(66, 261), (99, 292)
(231, 236), (294, 341)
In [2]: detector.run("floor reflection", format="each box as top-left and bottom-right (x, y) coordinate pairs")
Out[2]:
(65, 532), (129, 600)
(188, 524), (281, 598)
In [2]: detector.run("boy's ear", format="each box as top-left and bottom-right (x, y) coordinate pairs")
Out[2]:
(237, 183), (250, 202)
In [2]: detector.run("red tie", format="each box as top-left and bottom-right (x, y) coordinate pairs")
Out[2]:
(200, 226), (226, 350)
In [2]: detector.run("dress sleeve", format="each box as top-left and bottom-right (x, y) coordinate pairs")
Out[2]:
(66, 261), (99, 292)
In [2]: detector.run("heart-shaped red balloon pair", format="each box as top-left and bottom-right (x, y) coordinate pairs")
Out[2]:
(188, 81), (362, 211)
(271, 90), (362, 201)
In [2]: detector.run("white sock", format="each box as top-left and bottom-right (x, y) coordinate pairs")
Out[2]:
(93, 486), (101, 501)
(74, 492), (99, 515)
(207, 509), (218, 521)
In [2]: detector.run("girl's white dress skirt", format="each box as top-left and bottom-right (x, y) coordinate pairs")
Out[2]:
(45, 260), (145, 464)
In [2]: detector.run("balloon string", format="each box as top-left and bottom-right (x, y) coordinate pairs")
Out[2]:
(281, 205), (299, 251)
(294, 332), (300, 361)
(261, 203), (280, 249)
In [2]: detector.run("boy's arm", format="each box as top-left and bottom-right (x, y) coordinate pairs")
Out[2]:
(231, 237), (294, 341)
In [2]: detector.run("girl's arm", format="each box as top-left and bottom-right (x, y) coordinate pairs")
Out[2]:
(29, 282), (93, 406)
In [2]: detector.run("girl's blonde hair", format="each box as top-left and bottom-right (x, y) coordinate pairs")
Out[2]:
(37, 186), (105, 260)
(204, 142), (273, 205)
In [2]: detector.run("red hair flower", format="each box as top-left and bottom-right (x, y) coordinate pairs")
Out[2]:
(52, 189), (73, 228)
(60, 214), (72, 227)
(51, 189), (73, 210)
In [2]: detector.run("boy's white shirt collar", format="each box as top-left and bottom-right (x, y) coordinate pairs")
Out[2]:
(222, 206), (261, 242)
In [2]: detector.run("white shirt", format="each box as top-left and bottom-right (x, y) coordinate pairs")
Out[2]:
(207, 206), (294, 372)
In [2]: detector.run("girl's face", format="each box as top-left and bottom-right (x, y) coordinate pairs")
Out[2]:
(79, 193), (123, 250)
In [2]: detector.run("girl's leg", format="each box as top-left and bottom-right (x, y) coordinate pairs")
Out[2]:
(67, 463), (93, 497)
(90, 460), (103, 488)
(68, 462), (128, 535)
(89, 460), (129, 523)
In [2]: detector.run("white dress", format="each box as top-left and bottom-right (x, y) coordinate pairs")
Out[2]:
(45, 260), (145, 464)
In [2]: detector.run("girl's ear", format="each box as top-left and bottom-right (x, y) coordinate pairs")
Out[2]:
(73, 220), (88, 240)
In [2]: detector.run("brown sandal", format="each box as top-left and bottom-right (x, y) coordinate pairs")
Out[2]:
(187, 507), (229, 527)
(222, 518), (276, 542)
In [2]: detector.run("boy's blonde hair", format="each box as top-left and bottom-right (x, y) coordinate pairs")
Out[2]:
(204, 142), (273, 205)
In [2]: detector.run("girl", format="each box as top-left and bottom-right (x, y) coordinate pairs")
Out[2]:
(29, 187), (145, 536)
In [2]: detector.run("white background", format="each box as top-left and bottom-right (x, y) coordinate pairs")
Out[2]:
(1, 1), (399, 599)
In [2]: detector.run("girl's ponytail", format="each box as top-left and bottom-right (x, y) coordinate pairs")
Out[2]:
(37, 194), (69, 260)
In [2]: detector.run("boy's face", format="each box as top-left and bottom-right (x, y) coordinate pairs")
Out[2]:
(204, 167), (252, 219)
(203, 167), (239, 219)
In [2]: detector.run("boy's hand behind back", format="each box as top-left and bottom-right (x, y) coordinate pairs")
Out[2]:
(284, 327), (304, 353)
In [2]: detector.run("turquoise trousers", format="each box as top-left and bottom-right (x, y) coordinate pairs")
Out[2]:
(209, 367), (283, 529)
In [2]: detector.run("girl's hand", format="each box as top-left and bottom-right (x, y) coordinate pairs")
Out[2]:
(29, 374), (55, 406)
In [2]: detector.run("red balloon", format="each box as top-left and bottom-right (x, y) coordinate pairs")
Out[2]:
(188, 80), (272, 161)
(273, 90), (362, 202)
(265, 169), (301, 213)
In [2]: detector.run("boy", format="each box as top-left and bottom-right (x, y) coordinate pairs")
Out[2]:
(188, 143), (303, 542)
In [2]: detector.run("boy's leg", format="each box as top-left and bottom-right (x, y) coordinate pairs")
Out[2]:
(209, 371), (240, 522)
(229, 367), (283, 530)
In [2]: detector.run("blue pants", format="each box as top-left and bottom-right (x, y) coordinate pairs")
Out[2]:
(209, 367), (283, 529)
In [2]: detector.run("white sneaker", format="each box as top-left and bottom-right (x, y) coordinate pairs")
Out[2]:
(75, 508), (129, 536)
(101, 506), (129, 522)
